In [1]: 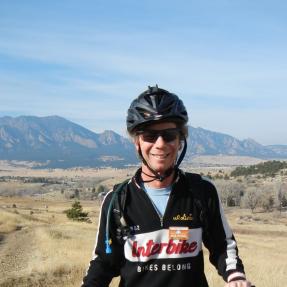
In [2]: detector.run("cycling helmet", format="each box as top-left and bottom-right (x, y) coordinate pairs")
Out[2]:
(126, 85), (189, 182)
(126, 85), (188, 133)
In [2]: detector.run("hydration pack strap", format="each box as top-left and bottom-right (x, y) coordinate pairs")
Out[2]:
(105, 178), (130, 254)
(185, 172), (210, 235)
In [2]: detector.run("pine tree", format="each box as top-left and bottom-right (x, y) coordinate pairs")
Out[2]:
(65, 201), (89, 221)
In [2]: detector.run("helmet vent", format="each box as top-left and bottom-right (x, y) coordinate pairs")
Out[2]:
(136, 107), (152, 119)
(150, 95), (157, 109)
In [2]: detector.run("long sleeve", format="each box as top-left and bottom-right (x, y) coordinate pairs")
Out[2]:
(202, 180), (245, 282)
(81, 192), (123, 287)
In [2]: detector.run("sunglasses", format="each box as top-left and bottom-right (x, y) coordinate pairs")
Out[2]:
(136, 128), (181, 143)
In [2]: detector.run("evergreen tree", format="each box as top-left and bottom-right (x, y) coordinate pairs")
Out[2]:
(65, 201), (89, 221)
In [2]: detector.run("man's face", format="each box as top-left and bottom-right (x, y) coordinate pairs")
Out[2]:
(135, 121), (181, 174)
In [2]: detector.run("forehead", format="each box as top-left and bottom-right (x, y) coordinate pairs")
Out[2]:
(144, 121), (177, 131)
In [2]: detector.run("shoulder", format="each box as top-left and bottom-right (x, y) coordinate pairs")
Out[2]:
(200, 175), (217, 189)
(102, 178), (133, 206)
(100, 189), (114, 210)
(182, 171), (215, 186)
(181, 171), (218, 197)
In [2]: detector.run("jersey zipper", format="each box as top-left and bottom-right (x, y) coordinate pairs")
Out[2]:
(150, 198), (164, 227)
(141, 185), (175, 228)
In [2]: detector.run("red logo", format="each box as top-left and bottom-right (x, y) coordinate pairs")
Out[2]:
(132, 239), (197, 258)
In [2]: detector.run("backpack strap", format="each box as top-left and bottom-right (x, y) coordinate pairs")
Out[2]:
(113, 179), (134, 244)
(105, 178), (131, 253)
(185, 172), (210, 235)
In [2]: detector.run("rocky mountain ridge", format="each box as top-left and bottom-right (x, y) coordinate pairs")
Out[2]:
(0, 116), (286, 168)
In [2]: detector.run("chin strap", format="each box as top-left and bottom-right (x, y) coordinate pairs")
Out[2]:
(138, 137), (187, 183)
(141, 167), (174, 182)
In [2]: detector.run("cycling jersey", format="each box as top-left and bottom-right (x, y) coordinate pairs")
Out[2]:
(82, 169), (246, 287)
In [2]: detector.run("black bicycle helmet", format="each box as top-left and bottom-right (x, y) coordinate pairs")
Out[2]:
(127, 85), (188, 133)
(126, 85), (189, 182)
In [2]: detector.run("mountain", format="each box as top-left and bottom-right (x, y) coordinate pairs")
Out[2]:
(266, 145), (287, 157)
(186, 127), (278, 158)
(0, 116), (286, 168)
(0, 116), (136, 168)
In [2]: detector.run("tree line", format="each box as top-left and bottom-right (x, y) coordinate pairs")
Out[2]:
(214, 179), (287, 213)
(230, 160), (287, 177)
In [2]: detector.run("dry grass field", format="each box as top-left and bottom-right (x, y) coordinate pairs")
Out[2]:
(0, 162), (287, 287)
(0, 197), (99, 287)
(1, 197), (286, 287)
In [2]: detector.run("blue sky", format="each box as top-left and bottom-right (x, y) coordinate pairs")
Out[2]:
(0, 0), (286, 145)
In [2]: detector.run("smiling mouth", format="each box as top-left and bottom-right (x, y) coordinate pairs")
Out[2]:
(151, 153), (169, 159)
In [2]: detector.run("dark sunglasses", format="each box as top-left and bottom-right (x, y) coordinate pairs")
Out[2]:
(136, 128), (181, 143)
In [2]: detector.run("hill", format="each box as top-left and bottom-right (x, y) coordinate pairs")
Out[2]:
(0, 116), (136, 168)
(0, 115), (286, 168)
(186, 127), (284, 158)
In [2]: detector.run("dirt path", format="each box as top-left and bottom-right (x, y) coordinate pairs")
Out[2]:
(0, 226), (37, 284)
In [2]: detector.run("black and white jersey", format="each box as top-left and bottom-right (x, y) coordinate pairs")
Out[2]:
(82, 169), (245, 287)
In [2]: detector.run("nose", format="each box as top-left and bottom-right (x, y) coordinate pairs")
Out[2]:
(154, 135), (166, 147)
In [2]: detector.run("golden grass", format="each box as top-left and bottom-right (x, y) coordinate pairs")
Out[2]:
(1, 196), (287, 287)
(23, 223), (95, 287)
(217, 209), (287, 287)
(0, 208), (43, 233)
(0, 198), (99, 287)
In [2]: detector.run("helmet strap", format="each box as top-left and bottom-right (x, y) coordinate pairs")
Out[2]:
(137, 149), (165, 182)
(137, 137), (187, 183)
(141, 167), (174, 183)
(175, 137), (187, 169)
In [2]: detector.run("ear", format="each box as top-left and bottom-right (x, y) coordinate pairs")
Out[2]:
(134, 137), (140, 152)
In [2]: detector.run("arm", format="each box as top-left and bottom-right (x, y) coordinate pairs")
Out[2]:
(201, 180), (248, 284)
(81, 192), (123, 287)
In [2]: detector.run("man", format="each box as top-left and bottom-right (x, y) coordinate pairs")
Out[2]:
(82, 86), (253, 287)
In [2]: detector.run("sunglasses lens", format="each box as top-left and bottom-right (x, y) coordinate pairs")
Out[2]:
(139, 129), (179, 143)
(142, 133), (158, 142)
(162, 130), (178, 142)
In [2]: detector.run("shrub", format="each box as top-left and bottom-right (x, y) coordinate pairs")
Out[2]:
(65, 201), (89, 222)
(243, 187), (261, 213)
(96, 184), (108, 195)
(216, 180), (244, 207)
(261, 194), (275, 212)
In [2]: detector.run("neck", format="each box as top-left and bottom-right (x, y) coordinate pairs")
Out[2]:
(141, 165), (175, 188)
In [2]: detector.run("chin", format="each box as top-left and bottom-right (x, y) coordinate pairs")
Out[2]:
(152, 164), (173, 174)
